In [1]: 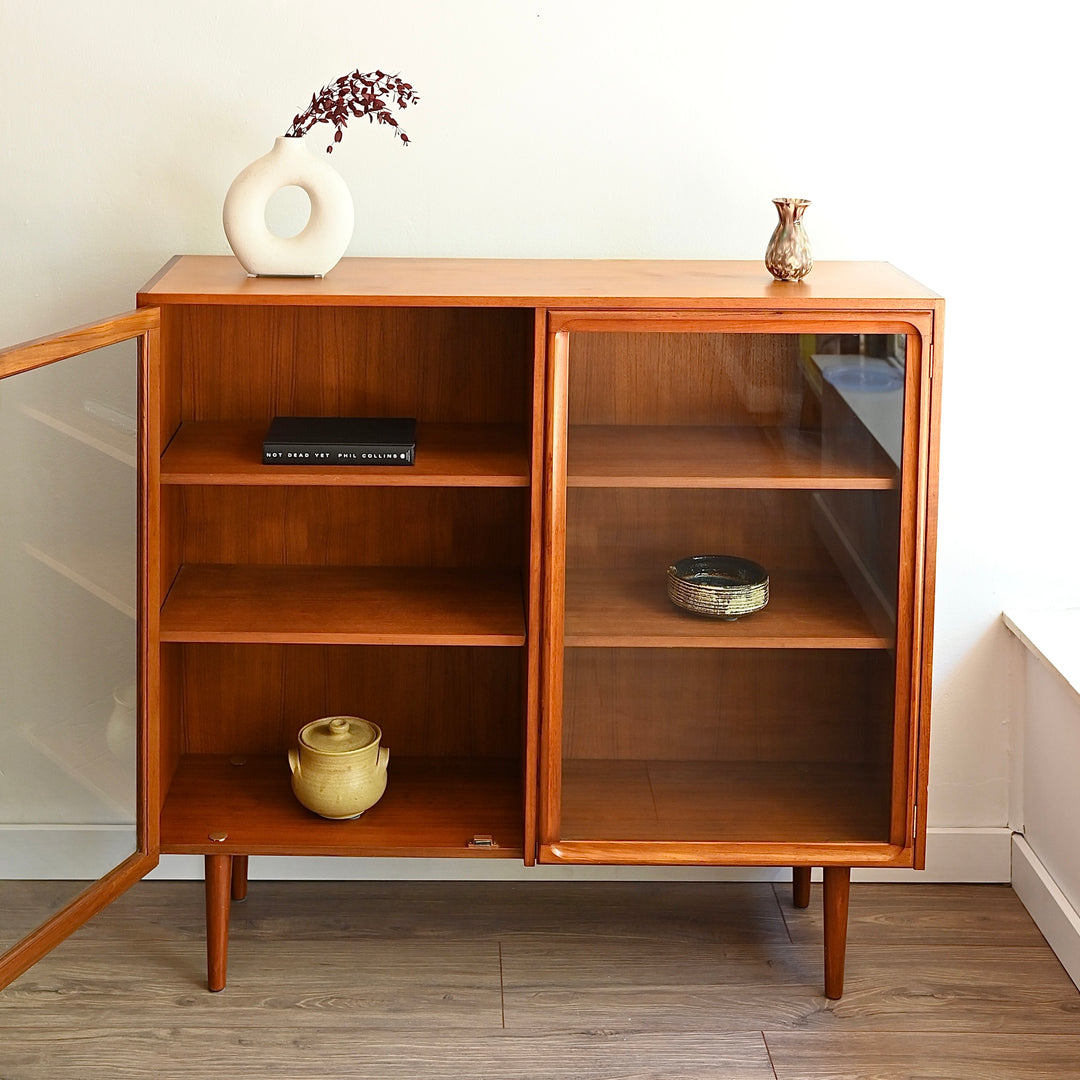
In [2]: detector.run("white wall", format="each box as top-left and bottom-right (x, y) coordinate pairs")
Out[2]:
(2, 1), (1078, 878)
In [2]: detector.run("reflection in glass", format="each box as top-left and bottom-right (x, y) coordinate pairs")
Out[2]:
(0, 342), (137, 952)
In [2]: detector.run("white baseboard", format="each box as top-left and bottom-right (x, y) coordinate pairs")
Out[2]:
(857, 826), (1012, 883)
(0, 825), (135, 879)
(1011, 834), (1080, 991)
(1, 824), (1014, 883)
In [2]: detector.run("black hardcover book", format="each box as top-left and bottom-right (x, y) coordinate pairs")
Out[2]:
(263, 416), (417, 465)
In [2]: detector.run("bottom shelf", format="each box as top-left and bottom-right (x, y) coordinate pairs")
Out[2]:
(160, 755), (523, 857)
(559, 759), (892, 845)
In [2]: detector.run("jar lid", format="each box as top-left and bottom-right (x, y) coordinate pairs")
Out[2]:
(298, 716), (380, 754)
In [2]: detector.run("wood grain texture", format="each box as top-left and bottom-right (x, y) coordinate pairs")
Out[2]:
(765, 1033), (1080, 1080)
(0, 1028), (776, 1080)
(169, 304), (533, 424)
(2, 936), (504, 1029)
(558, 760), (891, 846)
(775, 881), (1050, 946)
(552, 310), (932, 336)
(913, 306), (944, 868)
(0, 308), (159, 377)
(501, 940), (1080, 1034)
(203, 854), (230, 992)
(165, 642), (523, 758)
(567, 331), (804, 427)
(159, 564), (527, 645)
(892, 321), (935, 855)
(137, 255), (941, 307)
(564, 487), (850, 575)
(159, 755), (524, 857)
(0, 883), (93, 950)
(823, 865), (851, 999)
(0, 854), (156, 991)
(0, 881), (790, 946)
(162, 421), (530, 486)
(141, 319), (164, 850)
(2, 882), (1076, 1079)
(521, 308), (548, 866)
(541, 840), (910, 869)
(230, 855), (249, 902)
(170, 485), (528, 568)
(792, 866), (812, 908)
(567, 424), (897, 488)
(561, 648), (893, 765)
(564, 568), (890, 647)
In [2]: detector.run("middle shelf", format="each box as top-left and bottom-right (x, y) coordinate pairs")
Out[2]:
(564, 568), (890, 648)
(567, 424), (898, 489)
(161, 421), (530, 487)
(159, 564), (527, 645)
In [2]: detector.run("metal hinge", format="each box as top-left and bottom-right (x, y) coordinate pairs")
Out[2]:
(928, 343), (935, 380)
(467, 834), (499, 849)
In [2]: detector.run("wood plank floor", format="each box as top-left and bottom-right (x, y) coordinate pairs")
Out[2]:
(2, 880), (1079, 1078)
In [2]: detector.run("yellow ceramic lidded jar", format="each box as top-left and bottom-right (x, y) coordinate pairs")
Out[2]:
(288, 716), (389, 820)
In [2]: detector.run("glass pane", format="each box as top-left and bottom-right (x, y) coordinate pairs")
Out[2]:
(0, 341), (137, 951)
(559, 330), (907, 845)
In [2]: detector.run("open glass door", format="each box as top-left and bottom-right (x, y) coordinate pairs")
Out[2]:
(0, 309), (159, 988)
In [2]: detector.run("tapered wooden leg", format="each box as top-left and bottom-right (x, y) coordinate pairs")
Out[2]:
(231, 855), (249, 902)
(792, 866), (811, 909)
(205, 854), (232, 992)
(822, 865), (851, 1000)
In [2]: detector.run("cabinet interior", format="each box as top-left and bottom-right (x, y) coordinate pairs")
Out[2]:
(155, 304), (537, 859)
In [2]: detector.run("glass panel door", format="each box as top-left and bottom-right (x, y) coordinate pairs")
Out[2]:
(0, 311), (157, 985)
(544, 321), (915, 856)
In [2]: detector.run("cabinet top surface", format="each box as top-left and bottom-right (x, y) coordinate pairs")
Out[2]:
(138, 256), (940, 308)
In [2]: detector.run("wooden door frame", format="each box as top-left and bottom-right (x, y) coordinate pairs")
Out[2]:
(537, 307), (939, 866)
(0, 308), (161, 989)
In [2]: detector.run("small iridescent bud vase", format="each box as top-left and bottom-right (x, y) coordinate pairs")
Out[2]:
(765, 197), (813, 282)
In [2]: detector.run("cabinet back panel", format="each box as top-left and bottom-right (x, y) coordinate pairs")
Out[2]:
(175, 486), (527, 568)
(563, 647), (894, 766)
(568, 333), (804, 426)
(170, 644), (522, 758)
(173, 306), (534, 424)
(566, 488), (830, 573)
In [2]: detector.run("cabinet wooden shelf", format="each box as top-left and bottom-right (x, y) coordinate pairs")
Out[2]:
(0, 258), (941, 1002)
(162, 421), (530, 487)
(160, 755), (523, 858)
(558, 759), (891, 849)
(567, 424), (898, 489)
(564, 567), (891, 648)
(159, 564), (527, 645)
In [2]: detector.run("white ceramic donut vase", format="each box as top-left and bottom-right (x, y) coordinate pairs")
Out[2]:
(222, 135), (354, 277)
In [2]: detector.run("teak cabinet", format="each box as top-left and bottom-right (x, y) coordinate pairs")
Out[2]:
(0, 257), (942, 999)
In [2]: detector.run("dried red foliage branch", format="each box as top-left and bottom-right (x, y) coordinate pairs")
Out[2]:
(286, 69), (419, 153)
